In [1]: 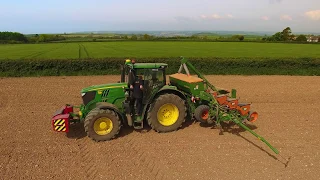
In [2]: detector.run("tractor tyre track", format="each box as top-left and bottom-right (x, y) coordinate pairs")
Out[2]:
(78, 44), (89, 59)
(22, 43), (66, 59)
(0, 90), (8, 113)
(119, 132), (165, 180)
(82, 44), (90, 58)
(76, 138), (99, 179)
(78, 44), (82, 59)
(0, 143), (17, 180)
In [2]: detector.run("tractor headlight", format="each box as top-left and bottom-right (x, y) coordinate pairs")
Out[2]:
(81, 93), (86, 97)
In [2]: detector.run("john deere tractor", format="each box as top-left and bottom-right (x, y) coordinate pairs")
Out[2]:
(52, 57), (279, 155)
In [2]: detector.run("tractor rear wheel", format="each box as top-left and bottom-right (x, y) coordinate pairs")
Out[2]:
(194, 105), (211, 123)
(84, 108), (121, 141)
(147, 94), (186, 133)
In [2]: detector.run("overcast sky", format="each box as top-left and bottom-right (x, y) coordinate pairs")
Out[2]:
(0, 0), (319, 34)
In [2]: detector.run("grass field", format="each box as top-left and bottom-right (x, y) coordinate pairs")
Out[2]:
(0, 41), (319, 60)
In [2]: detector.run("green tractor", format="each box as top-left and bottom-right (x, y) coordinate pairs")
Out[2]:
(52, 57), (279, 155)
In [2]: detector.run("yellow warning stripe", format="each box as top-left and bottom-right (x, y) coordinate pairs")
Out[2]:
(54, 119), (61, 126)
(55, 124), (66, 131)
(57, 124), (66, 131)
(58, 120), (65, 126)
(54, 119), (65, 126)
(54, 119), (66, 132)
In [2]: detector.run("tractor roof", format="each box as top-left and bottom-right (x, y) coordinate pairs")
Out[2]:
(132, 63), (168, 69)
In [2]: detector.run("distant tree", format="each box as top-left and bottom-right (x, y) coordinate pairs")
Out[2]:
(191, 35), (198, 39)
(131, 35), (137, 40)
(296, 35), (307, 42)
(318, 37), (320, 42)
(238, 35), (244, 41)
(231, 35), (240, 40)
(38, 34), (47, 42)
(123, 35), (128, 39)
(0, 31), (28, 43)
(267, 27), (294, 42)
(281, 27), (292, 41)
(143, 34), (150, 40)
(289, 34), (296, 41)
(272, 32), (282, 41)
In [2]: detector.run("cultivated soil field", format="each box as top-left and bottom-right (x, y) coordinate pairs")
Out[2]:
(0, 75), (319, 180)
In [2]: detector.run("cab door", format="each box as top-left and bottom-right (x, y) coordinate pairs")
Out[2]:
(142, 68), (165, 104)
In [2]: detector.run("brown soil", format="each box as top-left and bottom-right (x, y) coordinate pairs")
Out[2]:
(0, 75), (319, 180)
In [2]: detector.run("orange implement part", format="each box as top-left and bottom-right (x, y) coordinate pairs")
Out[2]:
(211, 91), (218, 97)
(237, 104), (251, 116)
(201, 110), (209, 120)
(216, 94), (227, 105)
(169, 73), (203, 83)
(249, 112), (258, 122)
(226, 98), (238, 109)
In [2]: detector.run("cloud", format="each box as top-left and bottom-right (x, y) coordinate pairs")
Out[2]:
(226, 14), (234, 19)
(212, 14), (221, 19)
(200, 14), (233, 20)
(200, 15), (207, 19)
(305, 10), (320, 20)
(280, 15), (292, 21)
(261, 16), (270, 21)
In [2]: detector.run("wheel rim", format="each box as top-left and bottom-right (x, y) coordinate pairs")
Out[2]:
(157, 103), (179, 126)
(93, 117), (113, 135)
(201, 110), (209, 120)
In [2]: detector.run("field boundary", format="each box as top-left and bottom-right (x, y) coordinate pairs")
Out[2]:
(0, 57), (319, 77)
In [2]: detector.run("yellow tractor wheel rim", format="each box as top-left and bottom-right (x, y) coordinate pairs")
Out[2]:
(157, 103), (179, 126)
(93, 117), (113, 135)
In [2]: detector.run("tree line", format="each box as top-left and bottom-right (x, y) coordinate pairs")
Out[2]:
(0, 31), (66, 44)
(110, 34), (245, 41)
(1, 29), (318, 44)
(262, 27), (319, 42)
(0, 32), (28, 43)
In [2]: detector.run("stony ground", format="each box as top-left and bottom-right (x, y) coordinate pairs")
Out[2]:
(0, 75), (319, 180)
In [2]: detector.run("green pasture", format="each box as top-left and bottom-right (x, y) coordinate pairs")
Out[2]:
(0, 41), (319, 60)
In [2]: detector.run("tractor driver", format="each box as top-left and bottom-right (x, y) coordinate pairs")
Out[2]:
(130, 75), (144, 116)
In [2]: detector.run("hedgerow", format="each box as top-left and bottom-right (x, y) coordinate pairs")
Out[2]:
(0, 57), (319, 77)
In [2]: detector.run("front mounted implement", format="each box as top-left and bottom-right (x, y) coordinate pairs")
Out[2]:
(51, 104), (82, 133)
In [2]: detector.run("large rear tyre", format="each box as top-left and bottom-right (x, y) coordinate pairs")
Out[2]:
(147, 94), (187, 132)
(84, 108), (121, 141)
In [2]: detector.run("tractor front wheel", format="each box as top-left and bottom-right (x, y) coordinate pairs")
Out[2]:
(147, 94), (186, 133)
(84, 108), (121, 141)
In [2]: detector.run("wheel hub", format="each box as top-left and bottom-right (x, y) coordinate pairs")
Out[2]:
(157, 103), (179, 126)
(93, 117), (113, 135)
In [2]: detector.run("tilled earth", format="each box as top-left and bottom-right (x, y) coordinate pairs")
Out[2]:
(0, 75), (319, 180)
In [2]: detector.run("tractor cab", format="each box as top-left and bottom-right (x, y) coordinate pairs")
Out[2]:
(120, 59), (168, 128)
